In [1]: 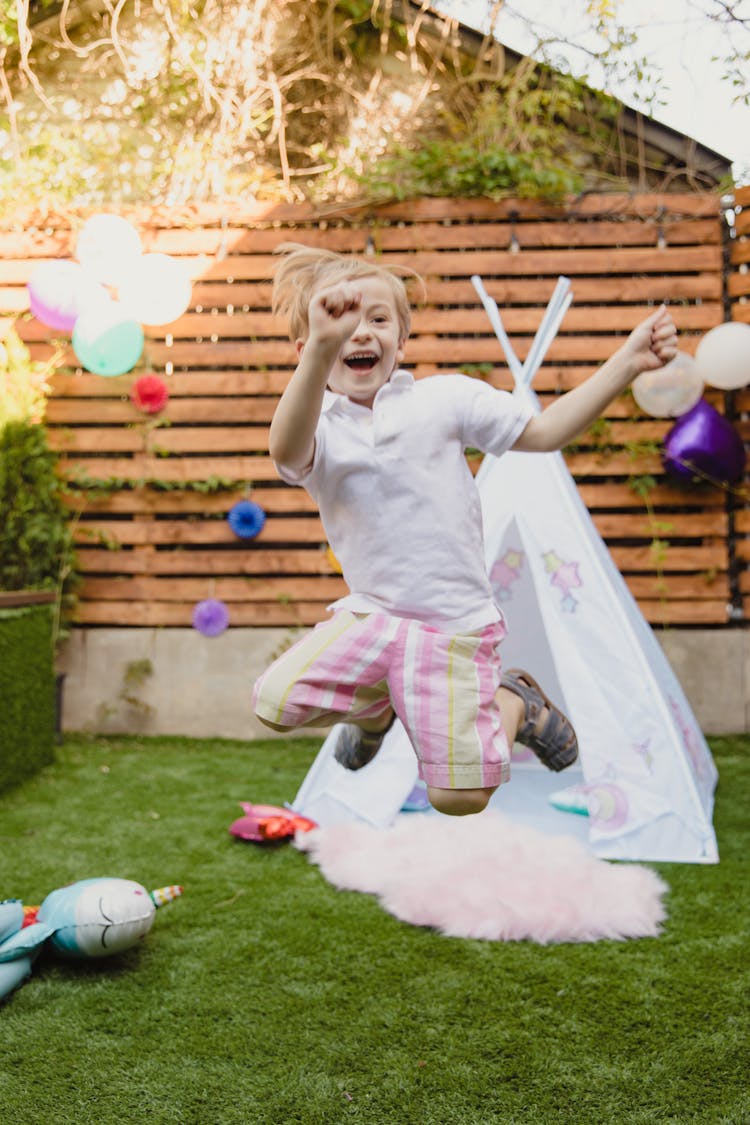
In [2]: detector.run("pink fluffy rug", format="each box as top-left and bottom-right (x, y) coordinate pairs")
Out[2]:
(296, 812), (668, 944)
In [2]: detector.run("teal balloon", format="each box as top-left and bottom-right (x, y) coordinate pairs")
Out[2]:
(72, 305), (144, 376)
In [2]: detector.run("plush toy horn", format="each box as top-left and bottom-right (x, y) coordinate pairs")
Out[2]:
(150, 885), (183, 907)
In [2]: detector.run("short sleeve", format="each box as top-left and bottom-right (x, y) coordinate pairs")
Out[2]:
(274, 430), (323, 487)
(457, 377), (534, 457)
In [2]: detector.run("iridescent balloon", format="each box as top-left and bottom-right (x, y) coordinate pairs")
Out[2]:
(631, 352), (704, 418)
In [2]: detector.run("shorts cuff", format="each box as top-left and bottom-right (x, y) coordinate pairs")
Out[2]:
(418, 761), (510, 789)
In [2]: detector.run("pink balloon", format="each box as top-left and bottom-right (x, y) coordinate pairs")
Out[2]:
(27, 260), (107, 333)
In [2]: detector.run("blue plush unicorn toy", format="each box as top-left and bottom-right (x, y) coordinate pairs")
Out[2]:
(0, 878), (182, 1003)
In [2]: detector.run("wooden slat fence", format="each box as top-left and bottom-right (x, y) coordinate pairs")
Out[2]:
(729, 183), (750, 618)
(1, 192), (744, 628)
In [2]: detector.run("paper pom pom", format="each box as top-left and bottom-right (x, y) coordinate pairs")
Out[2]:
(694, 321), (750, 391)
(631, 352), (703, 418)
(131, 373), (169, 414)
(27, 260), (108, 333)
(227, 500), (266, 539)
(72, 301), (144, 376)
(662, 398), (746, 485)
(75, 214), (143, 287)
(118, 253), (193, 326)
(192, 598), (230, 636)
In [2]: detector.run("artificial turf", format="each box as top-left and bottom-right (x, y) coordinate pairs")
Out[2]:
(0, 733), (747, 1124)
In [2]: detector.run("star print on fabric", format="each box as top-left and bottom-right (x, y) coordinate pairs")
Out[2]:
(542, 550), (583, 611)
(489, 548), (524, 601)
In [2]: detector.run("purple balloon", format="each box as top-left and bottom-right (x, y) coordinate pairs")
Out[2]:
(227, 500), (266, 540)
(662, 398), (746, 485)
(192, 598), (230, 637)
(27, 260), (106, 333)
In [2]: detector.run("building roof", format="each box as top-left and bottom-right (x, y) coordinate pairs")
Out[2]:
(407, 1), (732, 188)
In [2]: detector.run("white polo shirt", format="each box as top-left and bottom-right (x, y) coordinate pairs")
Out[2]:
(276, 370), (533, 633)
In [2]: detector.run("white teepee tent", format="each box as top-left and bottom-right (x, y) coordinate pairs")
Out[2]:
(292, 279), (719, 864)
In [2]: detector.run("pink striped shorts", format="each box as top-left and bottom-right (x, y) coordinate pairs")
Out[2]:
(252, 609), (511, 790)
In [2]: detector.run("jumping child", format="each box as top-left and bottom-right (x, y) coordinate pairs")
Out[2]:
(252, 244), (677, 816)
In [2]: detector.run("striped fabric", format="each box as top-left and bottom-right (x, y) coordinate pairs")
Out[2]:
(252, 610), (511, 789)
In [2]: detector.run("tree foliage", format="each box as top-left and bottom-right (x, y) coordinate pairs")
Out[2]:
(0, 0), (741, 210)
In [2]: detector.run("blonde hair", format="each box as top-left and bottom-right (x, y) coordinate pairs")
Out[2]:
(272, 241), (415, 342)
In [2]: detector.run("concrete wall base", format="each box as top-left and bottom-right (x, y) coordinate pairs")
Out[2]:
(58, 626), (750, 740)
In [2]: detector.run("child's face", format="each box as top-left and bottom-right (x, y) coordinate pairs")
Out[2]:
(300, 275), (406, 408)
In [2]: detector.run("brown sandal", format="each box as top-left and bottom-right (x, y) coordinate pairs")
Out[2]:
(501, 669), (578, 771)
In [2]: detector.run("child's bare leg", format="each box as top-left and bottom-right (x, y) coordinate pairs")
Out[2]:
(425, 689), (523, 816)
(496, 685), (525, 744)
(426, 785), (497, 815)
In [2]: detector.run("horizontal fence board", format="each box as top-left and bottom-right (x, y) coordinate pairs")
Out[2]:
(65, 487), (317, 515)
(70, 596), (730, 628)
(1, 216), (723, 258)
(18, 303), (723, 347)
(57, 454), (281, 482)
(7, 276), (722, 324)
(72, 516), (325, 546)
(45, 364), (718, 400)
(76, 547), (337, 575)
(77, 571), (727, 604)
(49, 427), (271, 455)
(64, 481), (726, 517)
(46, 398), (277, 425)
(5, 244), (723, 286)
(730, 240), (750, 266)
(73, 600), (329, 626)
(80, 575), (348, 601)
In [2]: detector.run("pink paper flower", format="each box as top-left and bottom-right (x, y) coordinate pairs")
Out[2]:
(131, 372), (169, 414)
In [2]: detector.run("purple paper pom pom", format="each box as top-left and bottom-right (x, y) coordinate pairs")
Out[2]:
(192, 598), (230, 637)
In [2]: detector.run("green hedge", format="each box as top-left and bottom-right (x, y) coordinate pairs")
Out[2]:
(0, 603), (56, 793)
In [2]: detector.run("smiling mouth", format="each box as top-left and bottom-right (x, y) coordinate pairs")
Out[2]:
(344, 352), (378, 372)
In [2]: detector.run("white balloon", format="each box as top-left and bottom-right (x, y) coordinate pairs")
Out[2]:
(76, 214), (143, 287)
(631, 352), (704, 418)
(118, 253), (193, 325)
(694, 321), (750, 391)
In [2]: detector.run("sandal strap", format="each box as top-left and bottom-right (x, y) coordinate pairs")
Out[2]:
(501, 669), (578, 771)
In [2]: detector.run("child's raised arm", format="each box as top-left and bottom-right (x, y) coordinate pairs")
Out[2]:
(513, 305), (678, 453)
(269, 282), (366, 471)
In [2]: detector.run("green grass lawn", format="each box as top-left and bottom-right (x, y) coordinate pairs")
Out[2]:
(0, 733), (748, 1125)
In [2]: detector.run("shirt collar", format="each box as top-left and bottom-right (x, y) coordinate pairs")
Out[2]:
(322, 368), (414, 415)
